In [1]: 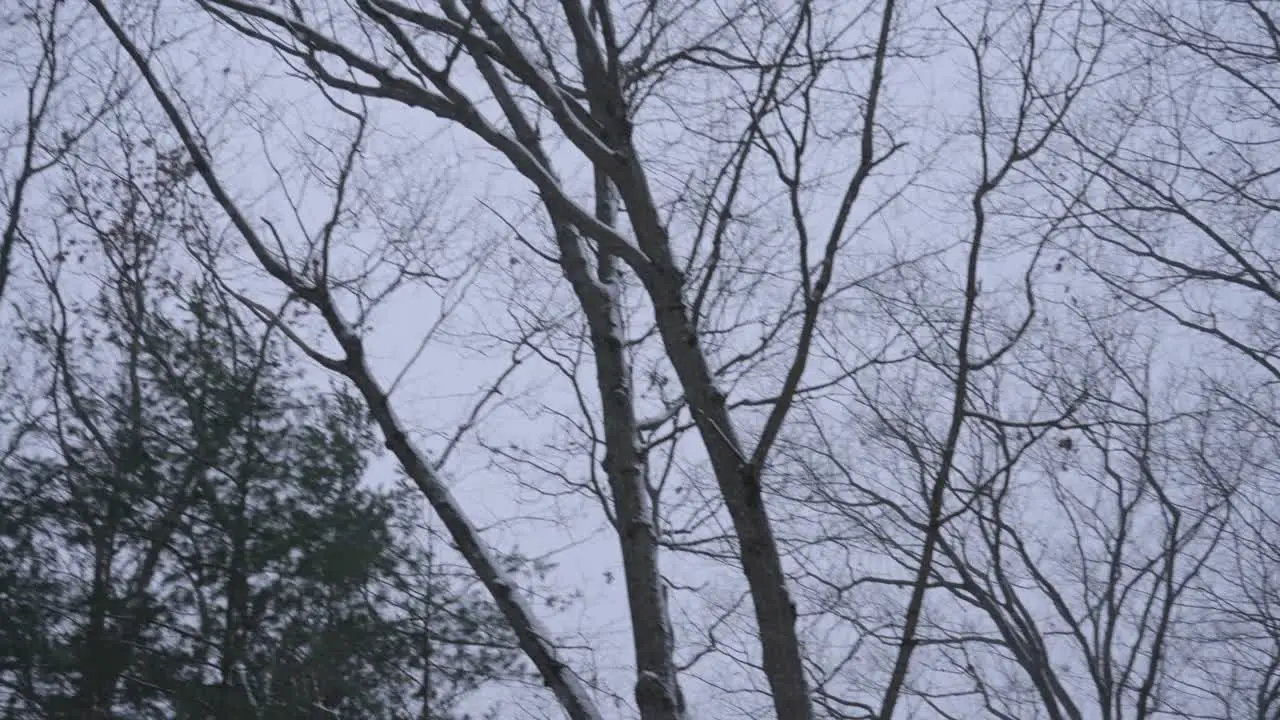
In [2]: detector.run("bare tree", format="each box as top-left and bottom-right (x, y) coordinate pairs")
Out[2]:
(0, 0), (121, 306)
(1046, 0), (1279, 381)
(3, 0), (1274, 718)
(1024, 5), (1280, 713)
(79, 1), (907, 718)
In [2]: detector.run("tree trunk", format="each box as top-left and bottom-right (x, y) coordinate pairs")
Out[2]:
(616, 166), (812, 719)
(553, 172), (684, 720)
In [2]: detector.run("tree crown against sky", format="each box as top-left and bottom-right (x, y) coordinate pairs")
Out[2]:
(1, 0), (1278, 719)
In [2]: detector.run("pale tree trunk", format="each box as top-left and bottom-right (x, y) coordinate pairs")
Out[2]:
(459, 15), (687, 708)
(595, 1), (899, 709)
(567, 171), (686, 718)
(611, 162), (814, 718)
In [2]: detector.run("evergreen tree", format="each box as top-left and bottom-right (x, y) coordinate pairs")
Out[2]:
(0, 140), (535, 719)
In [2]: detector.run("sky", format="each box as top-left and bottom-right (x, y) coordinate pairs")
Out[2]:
(2, 1), (1277, 719)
